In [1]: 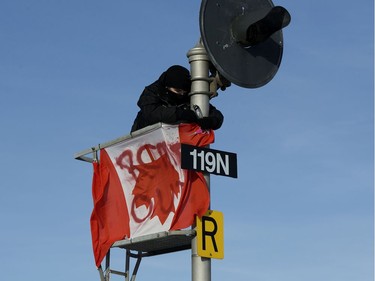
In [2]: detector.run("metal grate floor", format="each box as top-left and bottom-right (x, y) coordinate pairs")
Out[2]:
(111, 230), (196, 256)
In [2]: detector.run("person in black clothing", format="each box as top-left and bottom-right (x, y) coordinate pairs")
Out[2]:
(131, 65), (224, 133)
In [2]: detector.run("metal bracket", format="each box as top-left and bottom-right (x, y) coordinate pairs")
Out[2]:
(97, 230), (196, 281)
(74, 123), (163, 163)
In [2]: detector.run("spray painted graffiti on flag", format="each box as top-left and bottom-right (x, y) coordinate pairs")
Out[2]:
(90, 123), (214, 267)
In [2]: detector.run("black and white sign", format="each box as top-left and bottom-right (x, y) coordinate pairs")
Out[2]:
(181, 144), (237, 178)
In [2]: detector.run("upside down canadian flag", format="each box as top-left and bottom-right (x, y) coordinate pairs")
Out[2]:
(90, 123), (214, 267)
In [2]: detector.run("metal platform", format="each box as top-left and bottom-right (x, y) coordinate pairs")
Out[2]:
(99, 230), (196, 281)
(112, 229), (196, 256)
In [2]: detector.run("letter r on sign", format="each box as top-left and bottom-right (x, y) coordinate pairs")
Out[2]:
(196, 210), (224, 259)
(202, 216), (218, 252)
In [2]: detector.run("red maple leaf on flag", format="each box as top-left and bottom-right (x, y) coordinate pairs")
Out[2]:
(130, 142), (183, 225)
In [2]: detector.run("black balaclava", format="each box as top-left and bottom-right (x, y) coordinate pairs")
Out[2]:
(158, 65), (191, 104)
(159, 65), (191, 91)
(164, 65), (191, 92)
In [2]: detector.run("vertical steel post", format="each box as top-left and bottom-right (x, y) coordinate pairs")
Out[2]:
(187, 40), (211, 281)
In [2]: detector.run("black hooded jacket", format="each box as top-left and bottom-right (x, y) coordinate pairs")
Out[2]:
(131, 72), (224, 132)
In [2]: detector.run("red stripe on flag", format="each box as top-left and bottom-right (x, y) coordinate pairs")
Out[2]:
(178, 123), (215, 146)
(170, 169), (210, 230)
(90, 150), (130, 267)
(170, 124), (214, 229)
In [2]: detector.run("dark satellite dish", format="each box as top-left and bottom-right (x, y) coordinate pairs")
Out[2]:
(200, 0), (291, 88)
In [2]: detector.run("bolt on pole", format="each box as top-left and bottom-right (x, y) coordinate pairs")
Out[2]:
(187, 39), (212, 281)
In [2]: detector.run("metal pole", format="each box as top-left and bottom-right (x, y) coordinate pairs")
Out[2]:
(187, 39), (211, 281)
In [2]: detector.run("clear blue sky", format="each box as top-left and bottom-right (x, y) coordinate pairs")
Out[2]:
(1, 1), (373, 281)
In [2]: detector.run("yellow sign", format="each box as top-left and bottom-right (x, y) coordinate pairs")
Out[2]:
(196, 210), (224, 259)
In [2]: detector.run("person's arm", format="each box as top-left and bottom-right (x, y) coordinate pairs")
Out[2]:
(141, 102), (180, 124)
(196, 104), (224, 130)
(138, 94), (197, 126)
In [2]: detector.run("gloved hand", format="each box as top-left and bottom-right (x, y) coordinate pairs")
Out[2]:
(176, 108), (198, 123)
(197, 116), (221, 130)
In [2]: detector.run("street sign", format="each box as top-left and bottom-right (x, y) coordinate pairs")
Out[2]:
(181, 144), (238, 178)
(196, 210), (224, 259)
